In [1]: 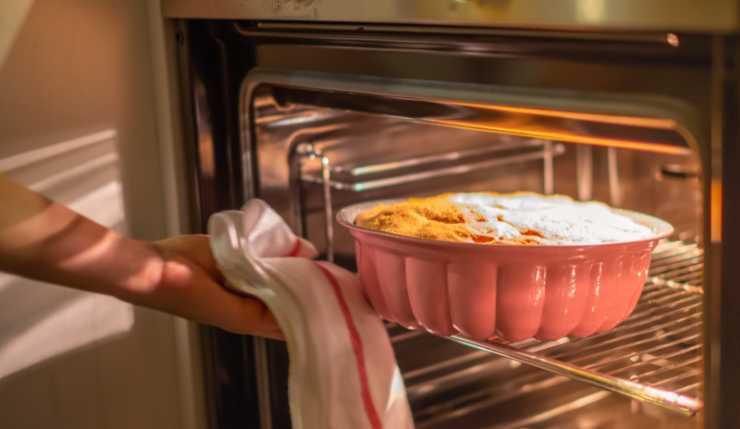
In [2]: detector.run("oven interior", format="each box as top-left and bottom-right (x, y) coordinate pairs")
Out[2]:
(180, 22), (712, 429)
(247, 82), (703, 429)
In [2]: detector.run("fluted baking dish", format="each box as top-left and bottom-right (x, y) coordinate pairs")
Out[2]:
(337, 199), (673, 342)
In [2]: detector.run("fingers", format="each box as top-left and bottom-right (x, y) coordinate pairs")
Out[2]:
(195, 272), (282, 338)
(181, 283), (284, 339)
(155, 235), (225, 283)
(222, 293), (284, 339)
(149, 236), (283, 340)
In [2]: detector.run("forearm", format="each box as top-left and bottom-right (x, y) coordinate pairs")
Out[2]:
(0, 175), (162, 299)
(0, 174), (282, 338)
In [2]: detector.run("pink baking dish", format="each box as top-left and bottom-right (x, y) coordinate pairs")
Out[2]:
(337, 199), (673, 342)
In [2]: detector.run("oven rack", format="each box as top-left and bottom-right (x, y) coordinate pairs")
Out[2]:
(299, 139), (562, 192)
(289, 137), (562, 261)
(393, 240), (704, 416)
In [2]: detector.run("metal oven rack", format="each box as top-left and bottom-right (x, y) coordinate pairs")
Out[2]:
(289, 135), (563, 261)
(288, 127), (702, 416)
(394, 240), (704, 418)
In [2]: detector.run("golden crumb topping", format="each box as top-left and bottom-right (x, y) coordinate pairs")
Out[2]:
(354, 192), (655, 245)
(354, 193), (540, 244)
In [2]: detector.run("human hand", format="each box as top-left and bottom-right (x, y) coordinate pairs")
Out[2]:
(141, 235), (283, 339)
(0, 175), (281, 338)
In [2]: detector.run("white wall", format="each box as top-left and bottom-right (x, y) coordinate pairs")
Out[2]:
(0, 1), (199, 428)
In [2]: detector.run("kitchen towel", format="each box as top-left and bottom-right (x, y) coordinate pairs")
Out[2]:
(208, 199), (414, 429)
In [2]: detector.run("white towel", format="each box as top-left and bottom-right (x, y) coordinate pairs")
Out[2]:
(209, 199), (414, 429)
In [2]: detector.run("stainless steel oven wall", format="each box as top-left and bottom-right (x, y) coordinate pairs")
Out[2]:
(251, 92), (703, 259)
(171, 19), (739, 429)
(247, 89), (705, 429)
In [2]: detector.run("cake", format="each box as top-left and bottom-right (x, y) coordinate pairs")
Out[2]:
(354, 192), (656, 245)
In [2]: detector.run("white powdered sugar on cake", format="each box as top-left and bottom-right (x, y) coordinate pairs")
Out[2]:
(448, 193), (656, 245)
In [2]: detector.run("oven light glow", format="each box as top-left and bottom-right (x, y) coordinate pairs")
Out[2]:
(711, 180), (722, 243)
(432, 103), (694, 155)
(666, 33), (680, 47)
(435, 119), (692, 155)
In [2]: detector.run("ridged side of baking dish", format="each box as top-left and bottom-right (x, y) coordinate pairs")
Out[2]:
(339, 199), (673, 342)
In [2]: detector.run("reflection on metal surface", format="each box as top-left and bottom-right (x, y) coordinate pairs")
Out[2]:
(431, 102), (693, 155)
(710, 180), (722, 243)
(659, 163), (701, 180)
(290, 142), (335, 262)
(195, 80), (215, 179)
(576, 145), (593, 201)
(243, 70), (697, 169)
(300, 141), (564, 192)
(607, 148), (623, 206)
(543, 141), (554, 194)
(162, 0), (739, 32)
(433, 119), (691, 155)
(667, 33), (681, 47)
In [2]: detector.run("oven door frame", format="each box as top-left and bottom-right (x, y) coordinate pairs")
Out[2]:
(172, 20), (739, 429)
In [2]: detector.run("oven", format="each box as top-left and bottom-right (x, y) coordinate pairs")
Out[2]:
(161, 2), (739, 428)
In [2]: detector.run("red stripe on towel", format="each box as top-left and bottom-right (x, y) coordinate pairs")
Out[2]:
(316, 264), (383, 429)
